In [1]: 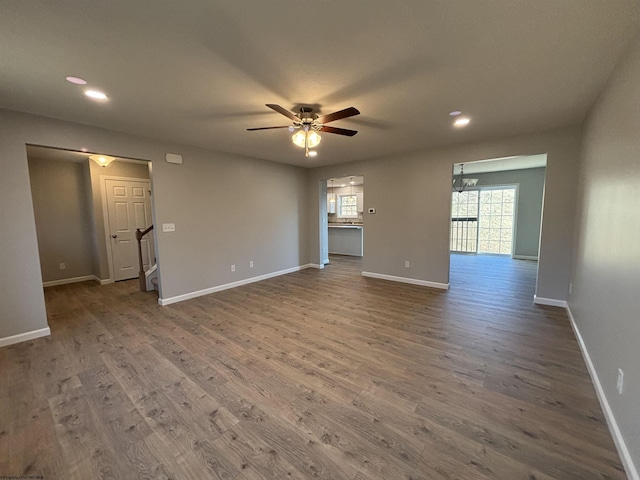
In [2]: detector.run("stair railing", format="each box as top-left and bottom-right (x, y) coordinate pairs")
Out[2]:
(135, 225), (154, 291)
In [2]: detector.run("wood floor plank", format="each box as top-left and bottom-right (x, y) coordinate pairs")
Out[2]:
(0, 254), (626, 479)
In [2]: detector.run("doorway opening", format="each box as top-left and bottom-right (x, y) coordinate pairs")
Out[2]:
(449, 155), (547, 297)
(26, 145), (156, 291)
(322, 175), (364, 269)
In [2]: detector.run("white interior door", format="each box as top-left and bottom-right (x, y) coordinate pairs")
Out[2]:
(105, 179), (154, 281)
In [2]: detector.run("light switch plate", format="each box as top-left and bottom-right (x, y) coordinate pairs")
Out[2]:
(162, 223), (175, 232)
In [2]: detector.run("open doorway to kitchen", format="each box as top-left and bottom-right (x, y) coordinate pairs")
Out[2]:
(325, 175), (364, 268)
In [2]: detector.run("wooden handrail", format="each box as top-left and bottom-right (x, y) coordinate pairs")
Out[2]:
(135, 225), (154, 291)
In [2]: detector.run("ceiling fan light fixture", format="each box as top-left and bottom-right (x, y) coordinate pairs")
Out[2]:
(292, 130), (321, 149)
(292, 130), (306, 148)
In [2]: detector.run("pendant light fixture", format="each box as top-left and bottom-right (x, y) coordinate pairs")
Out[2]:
(452, 164), (478, 193)
(329, 179), (336, 205)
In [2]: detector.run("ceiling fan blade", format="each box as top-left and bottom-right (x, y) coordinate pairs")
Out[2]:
(246, 126), (291, 131)
(319, 125), (358, 137)
(317, 107), (360, 124)
(265, 104), (299, 122)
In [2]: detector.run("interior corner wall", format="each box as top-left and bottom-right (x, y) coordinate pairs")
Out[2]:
(570, 32), (640, 475)
(27, 156), (95, 283)
(89, 160), (150, 281)
(0, 108), (308, 343)
(307, 126), (581, 302)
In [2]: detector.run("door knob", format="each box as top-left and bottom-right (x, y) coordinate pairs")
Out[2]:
(111, 234), (118, 238)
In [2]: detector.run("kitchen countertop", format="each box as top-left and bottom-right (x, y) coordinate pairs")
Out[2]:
(328, 224), (363, 229)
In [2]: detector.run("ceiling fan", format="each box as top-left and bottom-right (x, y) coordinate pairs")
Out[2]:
(247, 104), (360, 157)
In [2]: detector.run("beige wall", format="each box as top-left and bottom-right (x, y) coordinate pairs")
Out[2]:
(308, 126), (581, 300)
(570, 33), (640, 474)
(0, 109), (308, 340)
(27, 156), (95, 283)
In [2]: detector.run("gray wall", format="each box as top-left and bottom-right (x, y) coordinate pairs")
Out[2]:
(0, 108), (308, 340)
(27, 157), (95, 283)
(570, 33), (640, 472)
(470, 167), (546, 258)
(308, 127), (580, 301)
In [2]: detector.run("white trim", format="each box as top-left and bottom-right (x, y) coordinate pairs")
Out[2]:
(158, 264), (316, 306)
(307, 263), (324, 269)
(513, 255), (538, 261)
(43, 275), (96, 287)
(533, 295), (567, 308)
(0, 327), (51, 348)
(97, 277), (114, 285)
(566, 306), (639, 480)
(361, 271), (449, 290)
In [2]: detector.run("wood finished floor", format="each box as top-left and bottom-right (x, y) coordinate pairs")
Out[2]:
(0, 254), (626, 479)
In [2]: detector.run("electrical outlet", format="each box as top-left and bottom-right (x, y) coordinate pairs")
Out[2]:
(405, 261), (410, 268)
(249, 261), (254, 268)
(59, 263), (66, 270)
(617, 368), (624, 394)
(231, 264), (235, 272)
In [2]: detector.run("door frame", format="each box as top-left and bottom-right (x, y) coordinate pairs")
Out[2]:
(101, 175), (152, 283)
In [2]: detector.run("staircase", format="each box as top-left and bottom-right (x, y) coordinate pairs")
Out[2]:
(145, 263), (159, 291)
(136, 225), (159, 292)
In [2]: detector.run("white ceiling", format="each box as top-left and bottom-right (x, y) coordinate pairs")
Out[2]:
(25, 145), (146, 165)
(329, 176), (364, 187)
(454, 154), (547, 175)
(2, 1), (639, 168)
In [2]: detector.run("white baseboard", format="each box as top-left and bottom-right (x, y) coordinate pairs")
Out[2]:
(158, 264), (316, 306)
(361, 271), (449, 290)
(43, 275), (96, 287)
(513, 255), (538, 261)
(566, 306), (638, 480)
(0, 327), (51, 348)
(533, 295), (568, 308)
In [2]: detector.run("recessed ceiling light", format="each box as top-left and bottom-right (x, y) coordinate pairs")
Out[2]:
(454, 117), (471, 127)
(84, 89), (108, 100)
(350, 180), (355, 185)
(341, 184), (346, 187)
(308, 151), (318, 157)
(66, 76), (87, 85)
(449, 110), (462, 116)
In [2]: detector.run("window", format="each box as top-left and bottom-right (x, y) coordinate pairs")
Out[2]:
(338, 194), (358, 218)
(450, 186), (516, 255)
(478, 187), (515, 255)
(451, 190), (479, 252)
